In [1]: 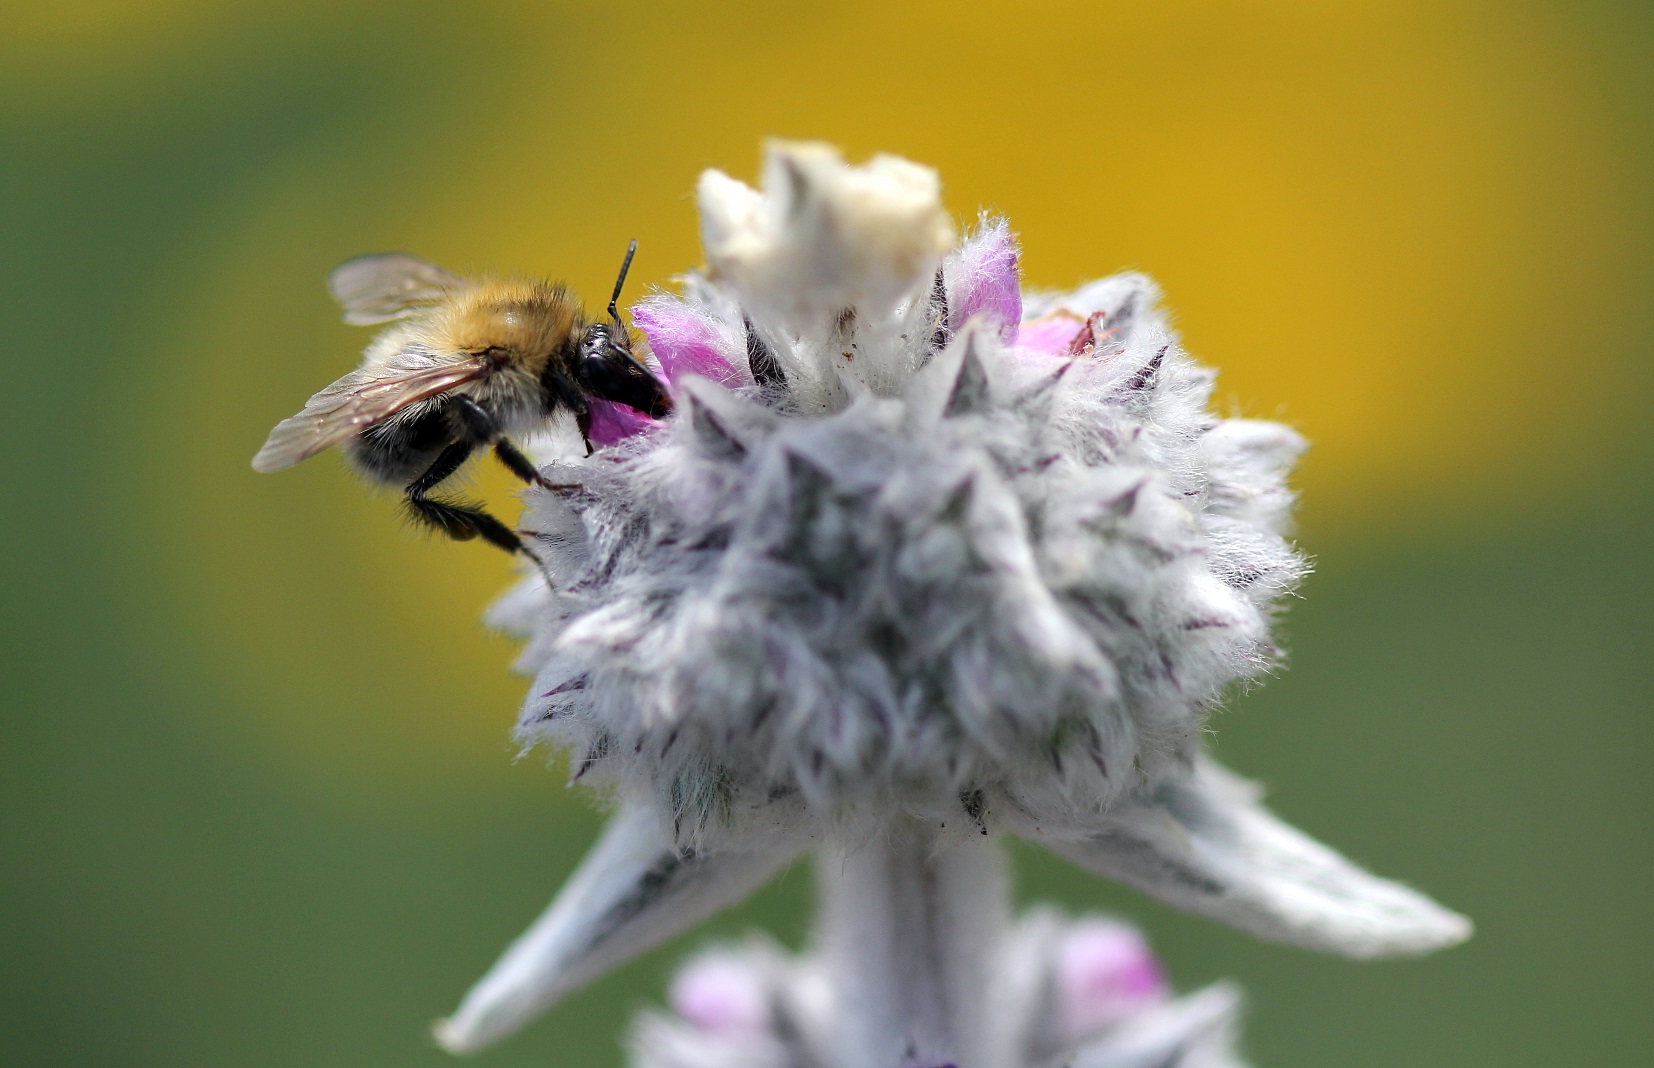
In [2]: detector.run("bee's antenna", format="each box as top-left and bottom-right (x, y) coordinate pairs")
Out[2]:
(607, 239), (638, 325)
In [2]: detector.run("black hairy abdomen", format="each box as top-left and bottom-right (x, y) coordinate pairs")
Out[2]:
(346, 402), (456, 487)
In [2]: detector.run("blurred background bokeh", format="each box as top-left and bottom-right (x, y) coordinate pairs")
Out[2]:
(4, 0), (1650, 1064)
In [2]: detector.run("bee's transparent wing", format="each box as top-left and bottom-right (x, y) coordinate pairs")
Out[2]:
(251, 355), (486, 472)
(329, 253), (464, 325)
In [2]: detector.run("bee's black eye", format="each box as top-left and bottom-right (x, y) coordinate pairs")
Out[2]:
(577, 336), (673, 419)
(580, 353), (631, 397)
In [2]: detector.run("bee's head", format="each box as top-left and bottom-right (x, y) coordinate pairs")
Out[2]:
(576, 323), (674, 418)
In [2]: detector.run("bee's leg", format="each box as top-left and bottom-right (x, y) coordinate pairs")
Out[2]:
(398, 430), (556, 583)
(405, 438), (475, 497)
(538, 368), (594, 455)
(405, 490), (561, 588)
(451, 396), (582, 492)
(403, 494), (525, 555)
(576, 406), (593, 457)
(402, 439), (524, 556)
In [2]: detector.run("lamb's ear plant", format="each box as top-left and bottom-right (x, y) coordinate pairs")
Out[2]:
(428, 142), (1470, 1067)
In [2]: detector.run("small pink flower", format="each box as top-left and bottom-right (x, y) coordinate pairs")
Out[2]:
(667, 953), (770, 1034)
(632, 300), (745, 388)
(588, 300), (745, 447)
(1016, 311), (1089, 358)
(585, 398), (657, 447)
(1058, 920), (1168, 1040)
(947, 221), (1021, 343)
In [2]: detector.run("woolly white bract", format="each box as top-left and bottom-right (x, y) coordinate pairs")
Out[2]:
(436, 143), (1469, 1061)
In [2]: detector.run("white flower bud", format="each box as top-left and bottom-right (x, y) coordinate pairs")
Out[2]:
(699, 141), (953, 336)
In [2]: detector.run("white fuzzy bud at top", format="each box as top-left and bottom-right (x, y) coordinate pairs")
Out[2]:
(698, 141), (954, 335)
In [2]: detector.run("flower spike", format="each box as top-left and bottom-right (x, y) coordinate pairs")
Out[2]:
(436, 145), (1470, 1062)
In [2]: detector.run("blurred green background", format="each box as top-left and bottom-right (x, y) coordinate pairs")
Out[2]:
(3, 0), (1650, 1064)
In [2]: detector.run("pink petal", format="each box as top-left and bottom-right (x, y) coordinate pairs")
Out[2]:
(950, 223), (1021, 343)
(585, 399), (655, 447)
(632, 299), (744, 388)
(585, 299), (744, 447)
(1057, 921), (1168, 1040)
(1016, 311), (1088, 358)
(668, 955), (770, 1033)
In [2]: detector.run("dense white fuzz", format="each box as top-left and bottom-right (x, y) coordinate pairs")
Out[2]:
(511, 288), (1304, 846)
(443, 145), (1468, 1056)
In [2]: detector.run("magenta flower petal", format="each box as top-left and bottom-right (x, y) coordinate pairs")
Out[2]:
(667, 954), (770, 1033)
(586, 399), (655, 447)
(585, 301), (743, 447)
(632, 299), (744, 388)
(1057, 921), (1168, 1040)
(1016, 312), (1088, 358)
(949, 223), (1021, 343)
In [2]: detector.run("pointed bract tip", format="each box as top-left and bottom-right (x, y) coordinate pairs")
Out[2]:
(942, 334), (991, 418)
(1028, 758), (1475, 961)
(430, 1017), (475, 1056)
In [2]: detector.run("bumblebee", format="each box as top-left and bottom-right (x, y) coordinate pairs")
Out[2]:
(253, 242), (670, 556)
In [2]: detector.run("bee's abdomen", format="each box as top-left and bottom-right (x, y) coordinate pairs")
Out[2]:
(345, 402), (457, 487)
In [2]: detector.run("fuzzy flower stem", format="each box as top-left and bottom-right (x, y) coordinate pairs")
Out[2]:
(816, 823), (1013, 1068)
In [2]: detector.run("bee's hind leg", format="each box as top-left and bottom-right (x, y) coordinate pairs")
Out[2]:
(406, 438), (475, 498)
(403, 493), (526, 555)
(402, 439), (523, 556)
(451, 396), (581, 492)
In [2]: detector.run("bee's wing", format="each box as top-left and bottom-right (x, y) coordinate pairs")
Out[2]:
(328, 253), (465, 325)
(251, 355), (487, 472)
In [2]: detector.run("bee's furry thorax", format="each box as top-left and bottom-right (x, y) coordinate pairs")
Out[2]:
(421, 277), (584, 373)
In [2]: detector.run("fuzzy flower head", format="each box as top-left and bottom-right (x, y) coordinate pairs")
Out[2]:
(499, 142), (1306, 844)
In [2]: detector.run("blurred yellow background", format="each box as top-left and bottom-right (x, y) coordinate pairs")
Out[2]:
(4, 1), (1649, 1065)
